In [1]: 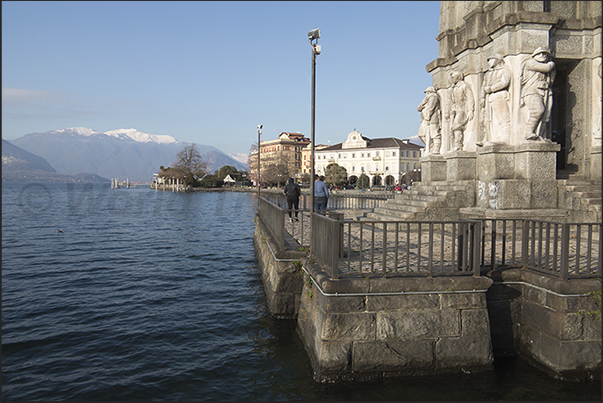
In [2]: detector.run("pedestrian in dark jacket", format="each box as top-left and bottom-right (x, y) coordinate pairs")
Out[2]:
(283, 177), (301, 221)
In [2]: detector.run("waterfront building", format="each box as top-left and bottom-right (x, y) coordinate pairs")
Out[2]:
(300, 142), (329, 178)
(313, 130), (423, 186)
(248, 131), (310, 185)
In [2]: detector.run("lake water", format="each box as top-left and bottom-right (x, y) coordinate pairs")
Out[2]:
(2, 183), (601, 400)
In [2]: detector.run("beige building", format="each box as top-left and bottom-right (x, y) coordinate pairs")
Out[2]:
(249, 132), (310, 185)
(314, 130), (423, 186)
(301, 143), (329, 177)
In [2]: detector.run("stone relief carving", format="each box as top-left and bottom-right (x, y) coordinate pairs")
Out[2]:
(594, 62), (602, 145)
(417, 86), (442, 155)
(479, 54), (512, 146)
(445, 70), (475, 151)
(520, 47), (556, 141)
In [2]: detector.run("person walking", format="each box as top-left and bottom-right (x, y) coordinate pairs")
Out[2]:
(314, 175), (329, 214)
(283, 177), (301, 222)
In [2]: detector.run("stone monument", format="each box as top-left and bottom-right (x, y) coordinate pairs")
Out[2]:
(420, 1), (602, 219)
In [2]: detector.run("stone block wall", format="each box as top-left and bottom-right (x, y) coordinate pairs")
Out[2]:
(297, 263), (494, 381)
(253, 215), (305, 318)
(486, 268), (602, 381)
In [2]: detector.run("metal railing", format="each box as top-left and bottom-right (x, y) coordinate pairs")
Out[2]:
(257, 197), (285, 249)
(257, 197), (311, 250)
(263, 193), (394, 210)
(310, 217), (482, 279)
(479, 219), (601, 279)
(257, 197), (602, 281)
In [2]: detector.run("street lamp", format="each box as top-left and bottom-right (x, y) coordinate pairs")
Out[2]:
(257, 124), (262, 195)
(308, 28), (321, 213)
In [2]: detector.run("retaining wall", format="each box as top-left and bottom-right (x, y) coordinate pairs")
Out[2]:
(253, 214), (305, 319)
(296, 260), (494, 382)
(486, 268), (602, 382)
(252, 218), (601, 382)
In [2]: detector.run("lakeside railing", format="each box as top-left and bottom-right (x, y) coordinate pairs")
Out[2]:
(479, 219), (601, 280)
(263, 192), (394, 210)
(256, 197), (602, 281)
(311, 215), (482, 280)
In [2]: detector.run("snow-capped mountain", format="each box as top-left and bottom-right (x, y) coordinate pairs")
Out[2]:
(105, 128), (179, 144)
(10, 127), (247, 181)
(47, 127), (179, 144)
(228, 152), (250, 165)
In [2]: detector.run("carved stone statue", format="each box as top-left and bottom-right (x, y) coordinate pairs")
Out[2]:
(520, 47), (556, 141)
(445, 70), (475, 151)
(417, 86), (442, 155)
(479, 54), (512, 146)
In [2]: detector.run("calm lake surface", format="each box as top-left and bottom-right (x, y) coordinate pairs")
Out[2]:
(2, 183), (601, 401)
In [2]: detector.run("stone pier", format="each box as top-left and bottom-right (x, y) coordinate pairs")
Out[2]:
(296, 260), (494, 382)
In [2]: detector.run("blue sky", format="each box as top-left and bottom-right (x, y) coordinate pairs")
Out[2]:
(2, 1), (441, 156)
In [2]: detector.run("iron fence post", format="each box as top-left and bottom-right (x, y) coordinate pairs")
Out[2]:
(473, 220), (482, 277)
(521, 220), (529, 269)
(560, 223), (570, 280)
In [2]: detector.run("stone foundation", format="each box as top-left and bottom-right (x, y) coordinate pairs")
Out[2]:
(253, 216), (600, 381)
(445, 150), (476, 181)
(296, 260), (494, 382)
(486, 268), (602, 382)
(421, 154), (447, 182)
(253, 214), (305, 318)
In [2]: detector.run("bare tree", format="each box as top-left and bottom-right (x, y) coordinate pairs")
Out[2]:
(159, 143), (208, 186)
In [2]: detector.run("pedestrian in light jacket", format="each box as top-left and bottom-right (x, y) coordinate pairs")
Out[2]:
(314, 175), (329, 214)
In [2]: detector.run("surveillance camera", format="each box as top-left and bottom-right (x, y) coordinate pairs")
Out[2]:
(257, 124), (263, 130)
(314, 45), (321, 55)
(307, 28), (320, 40)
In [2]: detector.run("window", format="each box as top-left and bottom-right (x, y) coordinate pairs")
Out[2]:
(352, 153), (355, 158)
(352, 166), (355, 172)
(406, 151), (410, 157)
(413, 151), (417, 158)
(361, 153), (365, 158)
(375, 151), (379, 157)
(367, 152), (371, 157)
(338, 153), (341, 158)
(406, 163), (410, 171)
(385, 166), (389, 171)
(392, 151), (396, 157)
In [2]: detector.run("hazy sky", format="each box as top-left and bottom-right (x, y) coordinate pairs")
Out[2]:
(2, 1), (441, 156)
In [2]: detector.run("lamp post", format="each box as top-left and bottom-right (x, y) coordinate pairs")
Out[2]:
(308, 28), (321, 213)
(257, 124), (262, 196)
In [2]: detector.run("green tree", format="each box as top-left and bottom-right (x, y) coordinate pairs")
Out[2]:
(358, 173), (370, 189)
(215, 165), (238, 180)
(199, 173), (223, 188)
(325, 163), (348, 187)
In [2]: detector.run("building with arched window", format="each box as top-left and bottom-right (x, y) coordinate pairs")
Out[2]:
(313, 130), (423, 186)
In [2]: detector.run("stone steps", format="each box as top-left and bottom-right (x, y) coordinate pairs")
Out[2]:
(558, 179), (602, 222)
(357, 178), (601, 223)
(358, 183), (474, 222)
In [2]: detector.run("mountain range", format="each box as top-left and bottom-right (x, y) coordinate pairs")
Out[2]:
(7, 127), (247, 182)
(2, 139), (109, 183)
